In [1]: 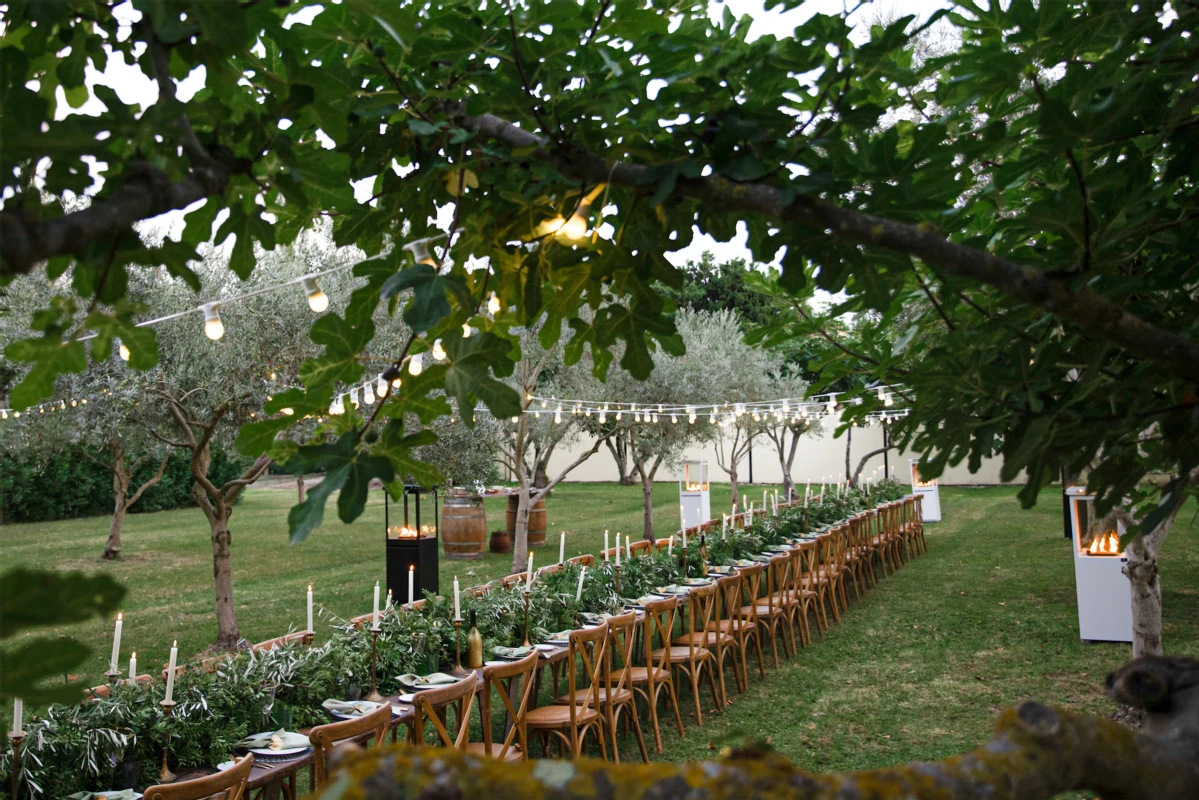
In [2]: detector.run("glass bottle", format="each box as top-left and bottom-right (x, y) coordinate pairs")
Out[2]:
(466, 610), (484, 669)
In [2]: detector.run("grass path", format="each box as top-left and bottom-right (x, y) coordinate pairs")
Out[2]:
(3, 483), (1196, 773)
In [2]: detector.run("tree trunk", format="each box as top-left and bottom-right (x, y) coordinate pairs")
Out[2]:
(605, 435), (634, 486)
(511, 485), (532, 574)
(729, 463), (740, 509)
(103, 501), (127, 560)
(638, 465), (655, 541)
(210, 518), (241, 650)
(296, 473), (306, 503)
(1124, 503), (1183, 658)
(844, 425), (853, 485)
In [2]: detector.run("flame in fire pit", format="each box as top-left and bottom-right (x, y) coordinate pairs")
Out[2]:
(1087, 531), (1121, 556)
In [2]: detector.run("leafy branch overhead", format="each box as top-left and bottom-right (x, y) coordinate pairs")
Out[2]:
(1, 0), (1196, 527)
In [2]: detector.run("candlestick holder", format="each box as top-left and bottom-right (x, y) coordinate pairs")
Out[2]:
(105, 668), (121, 686)
(521, 591), (532, 648)
(303, 631), (314, 646)
(158, 700), (177, 784)
(366, 628), (383, 702)
(613, 563), (621, 603)
(9, 731), (24, 800)
(681, 545), (690, 580)
(450, 620), (467, 677)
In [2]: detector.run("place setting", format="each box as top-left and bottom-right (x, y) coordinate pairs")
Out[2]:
(232, 729), (312, 764)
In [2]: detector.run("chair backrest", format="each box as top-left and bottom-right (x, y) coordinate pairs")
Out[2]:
(413, 671), (478, 752)
(684, 582), (717, 659)
(766, 553), (792, 611)
(308, 698), (391, 787)
(714, 572), (741, 629)
(143, 754), (253, 800)
(628, 539), (653, 557)
(468, 582), (495, 597)
(603, 611), (638, 700)
(537, 563), (564, 578)
(501, 572), (529, 588)
(598, 547), (620, 562)
(565, 623), (608, 727)
(642, 597), (679, 684)
(250, 630), (310, 653)
(479, 650), (540, 759)
(737, 564), (764, 626)
(567, 554), (594, 567)
(792, 541), (818, 588)
(88, 675), (154, 698)
(654, 537), (672, 552)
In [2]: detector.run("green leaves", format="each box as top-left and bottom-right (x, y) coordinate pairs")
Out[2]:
(284, 432), (396, 544)
(215, 205), (277, 280)
(4, 337), (87, 408)
(299, 313), (376, 389)
(381, 265), (469, 332)
(443, 331), (521, 421)
(0, 568), (125, 704)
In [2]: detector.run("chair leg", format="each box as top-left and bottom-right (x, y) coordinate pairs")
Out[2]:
(626, 699), (650, 763)
(607, 704), (620, 764)
(688, 667), (704, 726)
(666, 677), (686, 735)
(752, 631), (767, 678)
(646, 685), (665, 754)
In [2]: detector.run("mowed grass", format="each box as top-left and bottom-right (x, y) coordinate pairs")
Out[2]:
(3, 482), (1198, 774)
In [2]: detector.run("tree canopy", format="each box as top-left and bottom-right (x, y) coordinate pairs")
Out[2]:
(2, 0), (1196, 542)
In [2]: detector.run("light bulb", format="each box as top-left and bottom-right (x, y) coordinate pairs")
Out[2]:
(80, 399), (86, 404)
(826, 397), (837, 413)
(885, 393), (894, 407)
(408, 353), (424, 376)
(1, 410), (6, 419)
(635, 412), (642, 422)
(403, 237), (438, 266)
(281, 407), (295, 416)
(301, 277), (329, 313)
(348, 386), (359, 408)
(554, 405), (562, 424)
(559, 213), (588, 240)
(877, 386), (887, 401)
(330, 395), (344, 415)
(118, 342), (131, 361)
(782, 399), (789, 413)
(363, 382), (376, 405)
(11, 411), (18, 418)
(487, 292), (501, 315)
(377, 375), (389, 398)
(671, 414), (677, 424)
(431, 339), (447, 361)
(462, 323), (472, 338)
(689, 413), (696, 424)
(201, 303), (224, 340)
(391, 377), (402, 389)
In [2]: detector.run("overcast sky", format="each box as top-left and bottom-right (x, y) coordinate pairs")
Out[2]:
(66, 0), (952, 269)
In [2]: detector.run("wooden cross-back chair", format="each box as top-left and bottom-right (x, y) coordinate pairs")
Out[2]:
(468, 649), (539, 761)
(556, 611), (648, 763)
(663, 582), (722, 725)
(250, 630), (311, 654)
(627, 539), (654, 557)
(412, 670), (478, 752)
(567, 554), (595, 567)
(526, 622), (609, 759)
(308, 698), (391, 788)
(143, 754), (254, 800)
(537, 563), (564, 578)
(87, 675), (153, 698)
(599, 547), (621, 562)
(844, 513), (871, 600)
(791, 541), (827, 641)
(614, 598), (684, 754)
(501, 572), (530, 589)
(708, 569), (763, 695)
(746, 553), (794, 667)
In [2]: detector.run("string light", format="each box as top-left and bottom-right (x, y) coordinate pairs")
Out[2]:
(408, 353), (424, 376)
(402, 236), (439, 266)
(348, 386), (359, 409)
(201, 303), (224, 340)
(462, 323), (472, 338)
(487, 292), (501, 315)
(431, 339), (447, 361)
(301, 278), (329, 313)
(118, 342), (131, 361)
(363, 381), (376, 405)
(376, 375), (389, 399)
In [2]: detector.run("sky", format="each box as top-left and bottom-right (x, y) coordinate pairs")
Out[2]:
(57, 0), (953, 269)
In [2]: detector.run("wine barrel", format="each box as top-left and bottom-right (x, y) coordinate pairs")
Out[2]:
(505, 494), (547, 548)
(442, 496), (486, 560)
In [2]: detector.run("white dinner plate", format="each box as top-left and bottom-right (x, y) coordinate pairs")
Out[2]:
(535, 643), (559, 651)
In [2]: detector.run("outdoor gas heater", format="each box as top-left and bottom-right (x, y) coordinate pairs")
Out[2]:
(1066, 485), (1132, 643)
(909, 459), (942, 522)
(385, 484), (439, 606)
(678, 459), (711, 530)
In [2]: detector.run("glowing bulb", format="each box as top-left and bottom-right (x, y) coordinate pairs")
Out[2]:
(462, 323), (472, 338)
(330, 395), (344, 415)
(281, 407), (295, 416)
(487, 292), (501, 315)
(119, 342), (131, 361)
(554, 404), (562, 424)
(348, 386), (359, 409)
(409, 353), (423, 376)
(363, 382), (376, 405)
(376, 375), (389, 398)
(559, 213), (587, 240)
(391, 377), (402, 389)
(431, 339), (447, 361)
(12, 411), (18, 418)
(201, 303), (224, 340)
(301, 277), (329, 313)
(80, 399), (86, 405)
(877, 386), (887, 401)
(885, 393), (894, 407)
(671, 414), (677, 424)
(1, 410), (6, 419)
(782, 399), (789, 413)
(635, 412), (642, 422)
(403, 237), (438, 266)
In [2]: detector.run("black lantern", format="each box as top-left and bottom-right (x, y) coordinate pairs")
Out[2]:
(385, 485), (440, 605)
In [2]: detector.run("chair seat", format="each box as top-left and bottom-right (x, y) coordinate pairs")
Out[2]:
(555, 687), (634, 706)
(651, 645), (711, 663)
(464, 741), (523, 761)
(741, 603), (785, 618)
(525, 704), (601, 728)
(707, 618), (757, 633)
(673, 630), (733, 648)
(612, 666), (658, 685)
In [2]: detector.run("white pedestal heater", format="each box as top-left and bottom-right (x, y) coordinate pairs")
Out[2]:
(909, 460), (942, 522)
(678, 460), (711, 530)
(1066, 486), (1132, 643)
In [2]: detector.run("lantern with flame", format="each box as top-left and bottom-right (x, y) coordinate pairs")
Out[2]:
(678, 460), (711, 532)
(1066, 487), (1132, 642)
(385, 485), (439, 604)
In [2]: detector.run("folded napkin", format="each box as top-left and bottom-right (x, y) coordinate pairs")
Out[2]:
(397, 672), (459, 688)
(579, 612), (608, 624)
(237, 729), (310, 751)
(321, 699), (382, 716)
(625, 594), (659, 606)
(67, 791), (138, 800)
(656, 584), (685, 594)
(492, 645), (533, 658)
(545, 630), (573, 642)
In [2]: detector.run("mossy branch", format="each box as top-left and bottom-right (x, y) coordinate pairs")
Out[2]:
(319, 656), (1199, 800)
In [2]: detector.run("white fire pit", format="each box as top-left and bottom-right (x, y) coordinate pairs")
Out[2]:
(678, 460), (710, 530)
(1067, 486), (1132, 643)
(909, 460), (941, 522)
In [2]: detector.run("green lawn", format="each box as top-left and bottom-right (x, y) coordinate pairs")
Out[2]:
(3, 483), (1197, 775)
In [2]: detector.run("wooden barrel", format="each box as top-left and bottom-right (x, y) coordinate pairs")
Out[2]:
(506, 494), (547, 548)
(442, 496), (486, 560)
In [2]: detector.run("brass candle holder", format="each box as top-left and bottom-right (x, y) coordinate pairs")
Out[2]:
(450, 620), (467, 677)
(613, 564), (621, 601)
(105, 669), (121, 686)
(366, 627), (383, 702)
(681, 544), (690, 580)
(9, 730), (24, 800)
(158, 700), (177, 783)
(521, 591), (532, 648)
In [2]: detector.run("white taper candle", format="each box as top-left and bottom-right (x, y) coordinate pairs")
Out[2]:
(165, 641), (178, 703)
(109, 613), (123, 673)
